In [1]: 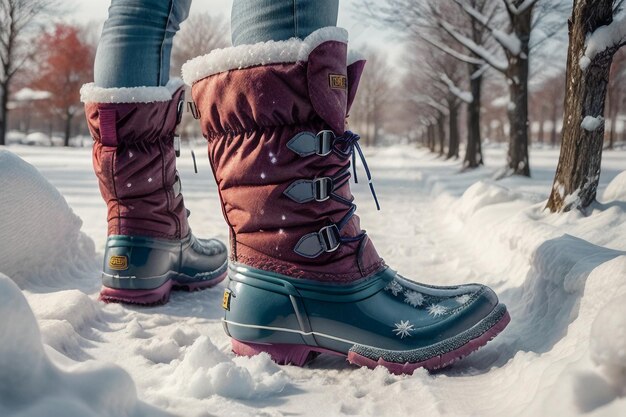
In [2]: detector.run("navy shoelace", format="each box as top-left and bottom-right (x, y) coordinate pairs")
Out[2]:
(327, 131), (380, 246)
(333, 131), (381, 211)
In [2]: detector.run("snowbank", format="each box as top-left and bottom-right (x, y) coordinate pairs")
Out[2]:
(590, 295), (626, 391)
(0, 274), (171, 417)
(0, 150), (96, 289)
(602, 169), (626, 202)
(2, 144), (625, 417)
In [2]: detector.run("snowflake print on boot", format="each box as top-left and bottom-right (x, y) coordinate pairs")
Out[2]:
(184, 27), (510, 374)
(393, 320), (415, 339)
(404, 290), (425, 307)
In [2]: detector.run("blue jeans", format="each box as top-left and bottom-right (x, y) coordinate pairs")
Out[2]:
(94, 0), (339, 88)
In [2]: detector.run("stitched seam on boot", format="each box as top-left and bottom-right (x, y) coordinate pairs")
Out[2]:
(205, 121), (326, 140)
(236, 254), (386, 282)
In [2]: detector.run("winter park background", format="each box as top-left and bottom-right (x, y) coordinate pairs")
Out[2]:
(1, 0), (626, 416)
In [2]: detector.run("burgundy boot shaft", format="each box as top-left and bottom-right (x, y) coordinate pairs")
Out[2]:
(83, 81), (189, 240)
(185, 28), (384, 282)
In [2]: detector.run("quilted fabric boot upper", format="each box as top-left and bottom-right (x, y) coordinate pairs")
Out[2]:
(185, 28), (385, 282)
(82, 80), (190, 240)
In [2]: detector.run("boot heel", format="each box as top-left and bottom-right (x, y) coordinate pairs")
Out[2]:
(99, 280), (173, 305)
(231, 339), (319, 366)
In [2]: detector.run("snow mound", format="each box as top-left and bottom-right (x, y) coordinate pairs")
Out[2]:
(457, 181), (519, 218)
(590, 295), (626, 390)
(602, 170), (626, 202)
(168, 336), (289, 400)
(0, 274), (171, 417)
(0, 150), (96, 289)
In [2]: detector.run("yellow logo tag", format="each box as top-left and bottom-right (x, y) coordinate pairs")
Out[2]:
(109, 255), (128, 271)
(222, 290), (232, 310)
(329, 74), (347, 90)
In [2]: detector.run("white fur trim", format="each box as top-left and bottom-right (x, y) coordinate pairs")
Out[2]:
(80, 78), (185, 103)
(348, 50), (366, 65)
(182, 27), (349, 85)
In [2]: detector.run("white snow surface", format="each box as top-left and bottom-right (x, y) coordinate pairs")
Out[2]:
(580, 16), (626, 71)
(1, 143), (626, 416)
(582, 115), (605, 132)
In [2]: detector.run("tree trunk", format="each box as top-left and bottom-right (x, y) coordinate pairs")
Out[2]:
(447, 102), (460, 159)
(0, 83), (8, 146)
(428, 124), (436, 152)
(538, 105), (546, 144)
(64, 112), (73, 147)
(608, 112), (617, 149)
(550, 102), (559, 147)
(437, 114), (445, 156)
(464, 69), (483, 168)
(546, 0), (617, 212)
(505, 8), (532, 177)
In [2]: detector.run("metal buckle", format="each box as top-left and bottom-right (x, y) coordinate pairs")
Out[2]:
(315, 130), (335, 156)
(174, 134), (181, 157)
(319, 224), (340, 253)
(187, 101), (201, 119)
(313, 177), (332, 202)
(176, 95), (185, 125)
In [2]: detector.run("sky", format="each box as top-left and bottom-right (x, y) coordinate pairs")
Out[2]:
(68, 0), (404, 63)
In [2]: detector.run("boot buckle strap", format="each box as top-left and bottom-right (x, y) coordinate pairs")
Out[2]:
(294, 224), (341, 258)
(173, 173), (182, 197)
(284, 177), (333, 203)
(287, 130), (335, 157)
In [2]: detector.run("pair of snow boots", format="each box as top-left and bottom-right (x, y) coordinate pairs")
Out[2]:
(82, 28), (509, 373)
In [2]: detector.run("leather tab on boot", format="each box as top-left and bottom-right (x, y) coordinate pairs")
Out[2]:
(99, 108), (118, 147)
(284, 177), (333, 203)
(173, 173), (182, 197)
(287, 131), (334, 157)
(294, 224), (341, 258)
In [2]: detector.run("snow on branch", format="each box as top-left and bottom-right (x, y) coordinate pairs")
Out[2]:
(580, 16), (626, 70)
(440, 73), (473, 103)
(422, 35), (484, 66)
(504, 0), (540, 15)
(492, 30), (522, 55)
(453, 0), (491, 26)
(453, 0), (522, 56)
(412, 95), (449, 115)
(440, 21), (509, 72)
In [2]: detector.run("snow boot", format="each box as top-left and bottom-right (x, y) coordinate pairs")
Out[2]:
(81, 79), (228, 305)
(183, 28), (510, 373)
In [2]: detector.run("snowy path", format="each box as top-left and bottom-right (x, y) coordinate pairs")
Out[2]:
(3, 144), (626, 417)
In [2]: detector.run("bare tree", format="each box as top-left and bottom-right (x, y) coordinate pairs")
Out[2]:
(546, 0), (626, 212)
(361, 0), (493, 167)
(170, 12), (229, 77)
(362, 0), (570, 177)
(605, 48), (626, 149)
(168, 12), (228, 140)
(349, 48), (394, 146)
(0, 0), (56, 145)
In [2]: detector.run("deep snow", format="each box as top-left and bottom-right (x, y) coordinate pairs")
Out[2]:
(0, 143), (625, 417)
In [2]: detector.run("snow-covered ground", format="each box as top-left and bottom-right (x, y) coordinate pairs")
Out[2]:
(1, 143), (625, 417)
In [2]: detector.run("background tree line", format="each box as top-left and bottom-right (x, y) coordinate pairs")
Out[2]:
(1, 0), (625, 213)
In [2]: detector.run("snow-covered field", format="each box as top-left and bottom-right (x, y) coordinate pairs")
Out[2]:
(1, 143), (625, 417)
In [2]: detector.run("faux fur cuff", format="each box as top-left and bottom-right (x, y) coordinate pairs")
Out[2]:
(80, 78), (185, 104)
(182, 27), (351, 85)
